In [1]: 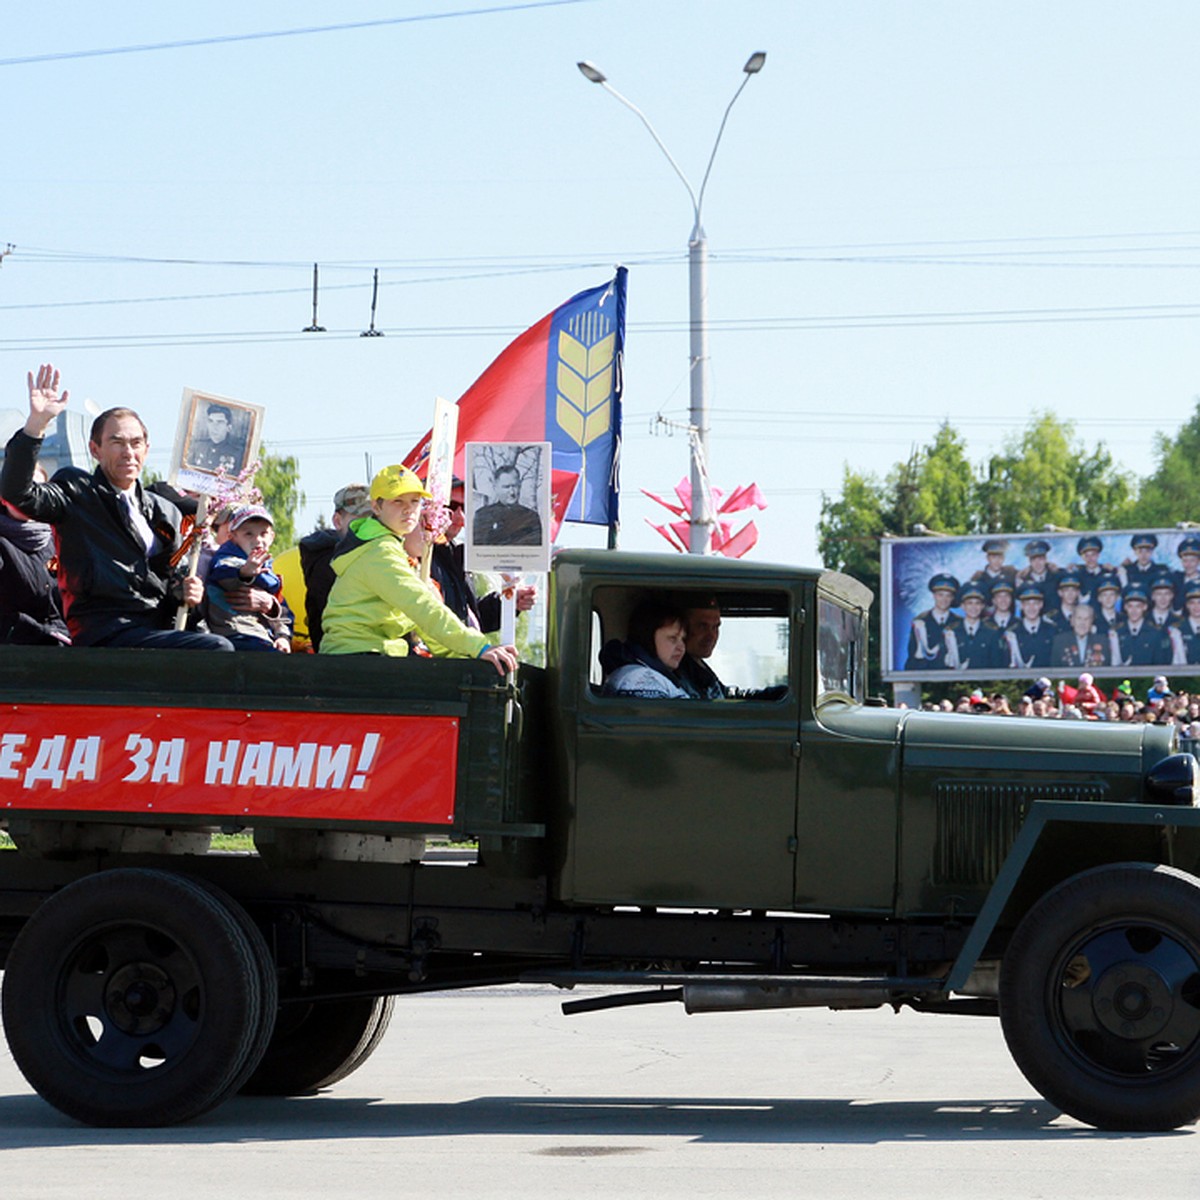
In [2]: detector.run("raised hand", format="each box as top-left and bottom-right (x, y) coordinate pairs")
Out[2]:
(25, 364), (69, 436)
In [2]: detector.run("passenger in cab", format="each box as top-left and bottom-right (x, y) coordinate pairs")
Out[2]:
(600, 598), (693, 700)
(678, 598), (726, 698)
(319, 465), (517, 675)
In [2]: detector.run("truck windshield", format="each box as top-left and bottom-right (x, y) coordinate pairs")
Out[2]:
(817, 596), (864, 703)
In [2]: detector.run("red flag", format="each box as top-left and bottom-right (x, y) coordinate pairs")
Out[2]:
(640, 487), (687, 517)
(549, 470), (580, 543)
(404, 271), (626, 529)
(714, 520), (759, 559)
(719, 482), (767, 513)
(646, 520), (689, 553)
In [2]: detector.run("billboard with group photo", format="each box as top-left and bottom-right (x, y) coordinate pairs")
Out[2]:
(881, 528), (1200, 683)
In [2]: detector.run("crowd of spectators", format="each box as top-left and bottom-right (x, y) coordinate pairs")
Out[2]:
(919, 672), (1200, 740)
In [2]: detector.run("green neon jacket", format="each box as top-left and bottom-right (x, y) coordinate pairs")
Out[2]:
(319, 517), (492, 659)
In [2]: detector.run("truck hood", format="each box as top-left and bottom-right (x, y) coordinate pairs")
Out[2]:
(817, 703), (1176, 783)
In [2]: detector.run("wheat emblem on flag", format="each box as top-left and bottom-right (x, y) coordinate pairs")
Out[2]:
(555, 309), (615, 511)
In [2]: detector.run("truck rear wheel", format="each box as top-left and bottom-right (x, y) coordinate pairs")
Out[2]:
(1, 868), (271, 1127)
(240, 995), (395, 1095)
(189, 876), (279, 1096)
(999, 862), (1200, 1131)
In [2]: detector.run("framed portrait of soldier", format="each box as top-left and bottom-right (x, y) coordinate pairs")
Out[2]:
(464, 441), (551, 574)
(170, 388), (264, 496)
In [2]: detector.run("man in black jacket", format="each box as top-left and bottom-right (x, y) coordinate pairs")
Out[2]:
(430, 482), (534, 632)
(298, 482), (372, 650)
(1, 364), (231, 650)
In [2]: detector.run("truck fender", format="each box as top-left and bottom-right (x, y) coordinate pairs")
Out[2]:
(945, 799), (1200, 993)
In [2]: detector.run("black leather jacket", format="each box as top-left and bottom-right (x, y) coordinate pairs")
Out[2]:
(1, 429), (186, 645)
(429, 541), (502, 634)
(0, 511), (69, 645)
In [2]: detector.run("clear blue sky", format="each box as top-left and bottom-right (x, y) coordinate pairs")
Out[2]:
(4, 1), (1199, 565)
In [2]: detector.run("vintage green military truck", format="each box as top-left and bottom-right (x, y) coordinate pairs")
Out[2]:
(2, 547), (1200, 1131)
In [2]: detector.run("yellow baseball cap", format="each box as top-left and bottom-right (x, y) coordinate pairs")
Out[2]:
(370, 464), (432, 502)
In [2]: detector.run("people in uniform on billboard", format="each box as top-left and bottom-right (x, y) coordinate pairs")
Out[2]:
(982, 578), (1017, 665)
(970, 538), (1017, 591)
(1015, 538), (1060, 605)
(1119, 533), (1169, 591)
(1173, 537), (1200, 610)
(1115, 583), (1172, 666)
(1149, 575), (1181, 626)
(1072, 535), (1117, 606)
(944, 581), (995, 670)
(885, 528), (1200, 679)
(1176, 581), (1200, 665)
(1047, 571), (1082, 629)
(1005, 582), (1057, 668)
(1091, 575), (1123, 636)
(905, 573), (960, 670)
(1147, 575), (1185, 662)
(1050, 603), (1118, 668)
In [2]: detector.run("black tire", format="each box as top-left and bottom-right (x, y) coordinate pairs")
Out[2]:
(186, 876), (279, 1096)
(1, 868), (268, 1127)
(999, 862), (1200, 1131)
(240, 994), (395, 1096)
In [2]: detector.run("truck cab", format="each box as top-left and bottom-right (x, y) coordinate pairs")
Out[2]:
(548, 549), (879, 912)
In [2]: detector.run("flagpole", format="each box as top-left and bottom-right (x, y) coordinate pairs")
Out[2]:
(578, 54), (766, 554)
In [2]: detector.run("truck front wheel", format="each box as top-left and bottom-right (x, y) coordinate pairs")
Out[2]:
(999, 862), (1200, 1131)
(1, 868), (271, 1127)
(240, 995), (395, 1095)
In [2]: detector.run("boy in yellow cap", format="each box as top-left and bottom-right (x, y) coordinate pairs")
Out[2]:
(319, 465), (517, 674)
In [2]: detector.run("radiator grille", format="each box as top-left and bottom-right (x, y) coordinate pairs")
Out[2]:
(932, 781), (1106, 885)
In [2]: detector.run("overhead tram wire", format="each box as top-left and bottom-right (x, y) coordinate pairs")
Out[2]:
(0, 260), (646, 312)
(8, 298), (1200, 353)
(9, 244), (671, 269)
(0, 1), (592, 68)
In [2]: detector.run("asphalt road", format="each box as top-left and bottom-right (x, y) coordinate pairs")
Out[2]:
(1, 984), (1197, 1199)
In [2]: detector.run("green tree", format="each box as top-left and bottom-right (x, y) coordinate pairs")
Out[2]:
(255, 446), (304, 549)
(817, 466), (887, 584)
(912, 423), (977, 534)
(818, 466), (890, 691)
(819, 413), (1136, 692)
(1127, 400), (1200, 528)
(880, 424), (978, 538)
(978, 414), (1133, 532)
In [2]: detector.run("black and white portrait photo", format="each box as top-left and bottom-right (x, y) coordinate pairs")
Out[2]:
(464, 442), (551, 574)
(171, 389), (264, 496)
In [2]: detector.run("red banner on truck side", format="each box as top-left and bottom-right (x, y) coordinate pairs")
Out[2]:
(0, 704), (460, 826)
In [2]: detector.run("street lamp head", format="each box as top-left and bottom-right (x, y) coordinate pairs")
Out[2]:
(743, 51), (766, 75)
(577, 61), (606, 84)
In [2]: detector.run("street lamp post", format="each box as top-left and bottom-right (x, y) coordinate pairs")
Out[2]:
(578, 53), (766, 554)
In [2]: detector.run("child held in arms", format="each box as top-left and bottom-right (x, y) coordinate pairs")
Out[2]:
(204, 504), (293, 652)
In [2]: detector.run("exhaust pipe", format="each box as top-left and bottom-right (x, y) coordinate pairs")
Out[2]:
(683, 984), (891, 1013)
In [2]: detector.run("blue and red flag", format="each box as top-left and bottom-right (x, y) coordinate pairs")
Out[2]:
(405, 268), (626, 532)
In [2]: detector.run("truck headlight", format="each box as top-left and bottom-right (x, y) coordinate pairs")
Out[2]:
(1146, 752), (1200, 807)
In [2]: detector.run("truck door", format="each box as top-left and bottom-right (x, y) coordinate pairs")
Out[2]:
(564, 586), (799, 910)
